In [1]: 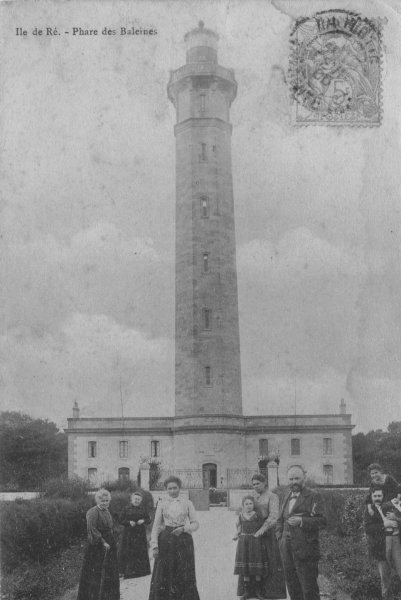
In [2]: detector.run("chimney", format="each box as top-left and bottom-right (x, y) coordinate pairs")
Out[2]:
(73, 401), (80, 419)
(339, 398), (346, 414)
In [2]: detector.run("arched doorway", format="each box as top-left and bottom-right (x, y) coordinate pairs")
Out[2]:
(202, 463), (217, 489)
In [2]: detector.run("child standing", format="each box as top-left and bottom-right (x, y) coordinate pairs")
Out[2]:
(233, 495), (268, 600)
(119, 491), (151, 579)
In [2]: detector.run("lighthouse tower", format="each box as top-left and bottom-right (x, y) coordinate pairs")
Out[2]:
(66, 24), (355, 491)
(168, 22), (242, 419)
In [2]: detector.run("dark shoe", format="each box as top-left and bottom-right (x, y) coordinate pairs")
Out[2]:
(254, 583), (265, 600)
(240, 582), (251, 600)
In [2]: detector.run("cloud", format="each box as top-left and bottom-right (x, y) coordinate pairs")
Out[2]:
(243, 367), (350, 416)
(0, 313), (174, 428)
(3, 222), (173, 337)
(237, 228), (363, 381)
(65, 222), (160, 264)
(346, 373), (401, 433)
(61, 312), (170, 363)
(238, 227), (365, 282)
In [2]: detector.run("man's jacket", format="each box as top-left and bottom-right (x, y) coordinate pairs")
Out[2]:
(363, 505), (386, 561)
(275, 487), (327, 560)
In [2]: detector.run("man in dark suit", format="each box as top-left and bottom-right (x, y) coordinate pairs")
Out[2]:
(276, 465), (327, 600)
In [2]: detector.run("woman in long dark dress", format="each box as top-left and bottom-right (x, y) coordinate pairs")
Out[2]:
(237, 474), (286, 599)
(77, 488), (120, 600)
(119, 491), (151, 579)
(148, 475), (200, 600)
(252, 474), (286, 599)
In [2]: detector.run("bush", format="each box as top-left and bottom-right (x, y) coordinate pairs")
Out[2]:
(4, 562), (51, 600)
(1, 541), (83, 600)
(101, 478), (140, 493)
(0, 482), (154, 575)
(41, 476), (90, 500)
(209, 489), (227, 504)
(102, 480), (154, 518)
(272, 485), (365, 534)
(338, 492), (366, 537)
(320, 531), (381, 599)
(0, 496), (92, 572)
(318, 490), (401, 599)
(321, 530), (401, 599)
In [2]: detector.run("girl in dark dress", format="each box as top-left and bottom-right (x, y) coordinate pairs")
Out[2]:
(77, 488), (120, 600)
(148, 476), (200, 600)
(119, 491), (151, 579)
(234, 495), (268, 600)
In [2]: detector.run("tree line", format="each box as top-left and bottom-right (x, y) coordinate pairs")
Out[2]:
(0, 411), (67, 490)
(352, 421), (401, 485)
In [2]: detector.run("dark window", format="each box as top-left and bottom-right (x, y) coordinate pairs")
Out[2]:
(119, 440), (128, 458)
(291, 438), (301, 456)
(203, 308), (211, 330)
(118, 467), (130, 482)
(203, 253), (209, 272)
(205, 366), (211, 385)
(88, 441), (96, 458)
(151, 440), (160, 457)
(323, 438), (333, 455)
(201, 143), (207, 161)
(259, 439), (269, 455)
(323, 465), (333, 484)
(200, 197), (209, 218)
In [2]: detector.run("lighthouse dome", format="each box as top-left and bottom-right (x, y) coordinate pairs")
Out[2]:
(185, 21), (218, 64)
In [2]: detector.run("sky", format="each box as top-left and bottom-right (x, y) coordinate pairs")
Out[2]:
(1, 0), (401, 433)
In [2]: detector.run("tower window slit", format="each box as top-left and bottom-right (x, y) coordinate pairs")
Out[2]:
(200, 197), (209, 218)
(203, 308), (211, 330)
(205, 366), (211, 385)
(201, 143), (207, 161)
(203, 253), (209, 272)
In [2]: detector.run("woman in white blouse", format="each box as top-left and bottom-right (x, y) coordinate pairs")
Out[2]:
(148, 475), (200, 600)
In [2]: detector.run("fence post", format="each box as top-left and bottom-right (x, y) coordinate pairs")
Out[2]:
(140, 465), (150, 491)
(267, 462), (279, 489)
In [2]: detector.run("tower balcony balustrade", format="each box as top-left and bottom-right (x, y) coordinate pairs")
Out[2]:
(168, 63), (237, 107)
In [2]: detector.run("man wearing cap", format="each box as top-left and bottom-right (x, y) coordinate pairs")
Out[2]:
(276, 465), (327, 600)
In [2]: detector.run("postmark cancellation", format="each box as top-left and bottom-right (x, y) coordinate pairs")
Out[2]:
(289, 10), (382, 126)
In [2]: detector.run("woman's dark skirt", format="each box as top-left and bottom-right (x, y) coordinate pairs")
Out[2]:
(77, 543), (120, 600)
(148, 527), (200, 600)
(237, 530), (286, 599)
(119, 525), (151, 579)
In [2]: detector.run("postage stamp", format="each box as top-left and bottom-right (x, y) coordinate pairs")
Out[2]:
(289, 10), (382, 126)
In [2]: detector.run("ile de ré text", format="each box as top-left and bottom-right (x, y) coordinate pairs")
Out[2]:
(15, 26), (158, 37)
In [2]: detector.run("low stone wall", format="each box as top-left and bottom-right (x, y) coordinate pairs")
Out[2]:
(150, 489), (190, 504)
(0, 491), (41, 501)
